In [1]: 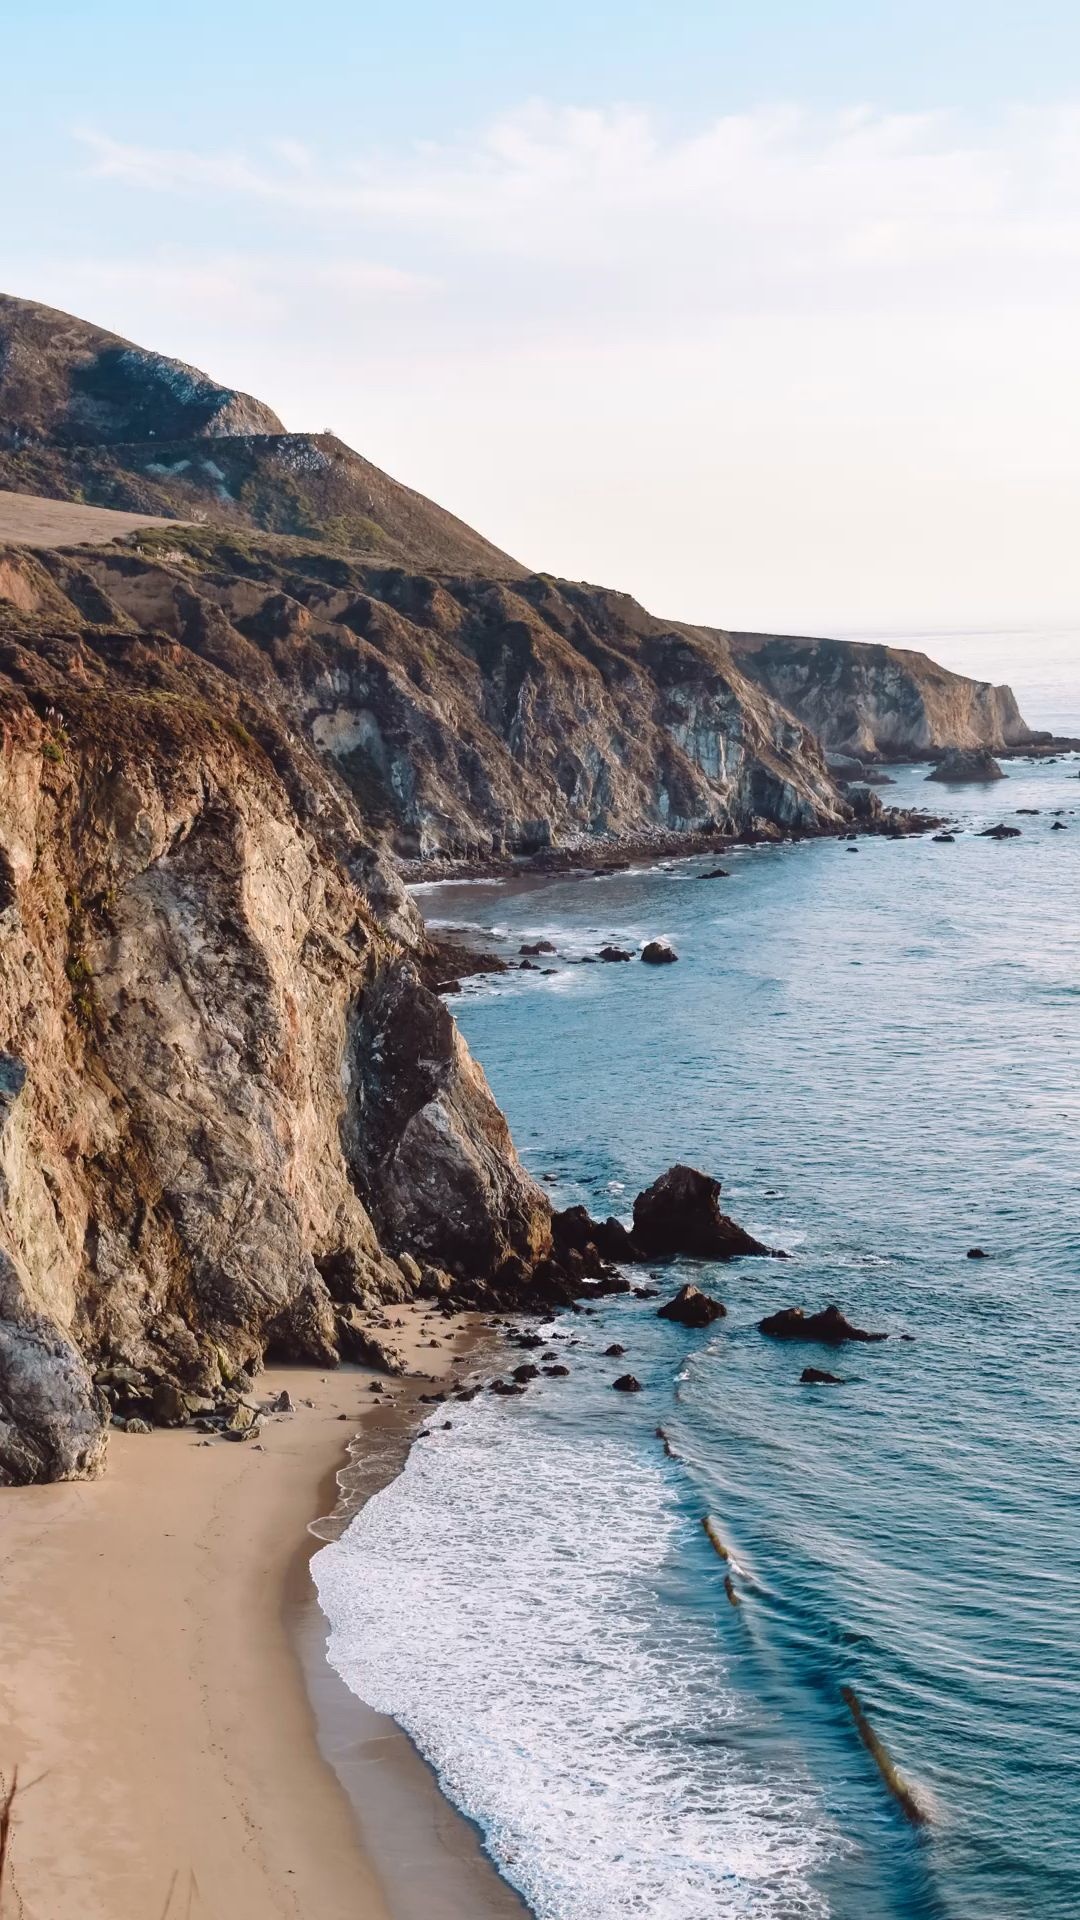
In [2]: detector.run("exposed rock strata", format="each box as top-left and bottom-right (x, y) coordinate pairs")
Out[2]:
(0, 624), (550, 1481)
(731, 632), (1030, 760)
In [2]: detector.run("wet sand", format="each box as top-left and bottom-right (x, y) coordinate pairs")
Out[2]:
(0, 1304), (523, 1920)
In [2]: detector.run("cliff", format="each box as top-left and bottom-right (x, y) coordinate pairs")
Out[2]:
(0, 597), (554, 1482)
(729, 632), (1031, 761)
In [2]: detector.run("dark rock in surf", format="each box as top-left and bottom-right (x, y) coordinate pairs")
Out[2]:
(800, 1367), (846, 1384)
(598, 945), (633, 963)
(612, 1374), (643, 1392)
(966, 1247), (989, 1259)
(979, 822), (1021, 838)
(632, 1164), (773, 1260)
(759, 1304), (887, 1345)
(699, 867), (731, 879)
(604, 1343), (626, 1356)
(641, 940), (679, 965)
(519, 940), (556, 955)
(926, 747), (1005, 783)
(657, 1284), (726, 1328)
(511, 1363), (539, 1383)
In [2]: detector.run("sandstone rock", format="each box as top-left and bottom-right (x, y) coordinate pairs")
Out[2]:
(632, 1166), (772, 1260)
(758, 1304), (887, 1344)
(657, 1284), (726, 1328)
(641, 940), (679, 965)
(926, 748), (1005, 783)
(124, 1417), (152, 1434)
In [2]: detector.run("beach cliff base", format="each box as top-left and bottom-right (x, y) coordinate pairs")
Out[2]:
(0, 1309), (521, 1920)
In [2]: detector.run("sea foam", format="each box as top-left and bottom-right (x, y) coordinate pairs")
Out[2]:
(313, 1400), (837, 1919)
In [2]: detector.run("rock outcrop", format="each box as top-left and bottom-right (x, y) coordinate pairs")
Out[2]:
(656, 1283), (726, 1327)
(632, 1165), (773, 1260)
(730, 632), (1030, 761)
(759, 1305), (888, 1343)
(926, 747), (1005, 782)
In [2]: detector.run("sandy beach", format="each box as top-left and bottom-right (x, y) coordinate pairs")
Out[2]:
(0, 1305), (522, 1920)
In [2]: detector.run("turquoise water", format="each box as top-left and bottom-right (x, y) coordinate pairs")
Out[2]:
(317, 753), (1080, 1920)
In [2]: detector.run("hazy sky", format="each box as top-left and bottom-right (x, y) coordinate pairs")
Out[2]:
(5, 2), (1080, 633)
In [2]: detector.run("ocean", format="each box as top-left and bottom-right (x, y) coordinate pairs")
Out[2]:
(314, 701), (1080, 1918)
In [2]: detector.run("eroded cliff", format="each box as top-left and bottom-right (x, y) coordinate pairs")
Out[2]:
(0, 609), (551, 1482)
(730, 632), (1031, 761)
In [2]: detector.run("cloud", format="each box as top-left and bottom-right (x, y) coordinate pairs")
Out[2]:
(57, 102), (1080, 628)
(78, 102), (1080, 316)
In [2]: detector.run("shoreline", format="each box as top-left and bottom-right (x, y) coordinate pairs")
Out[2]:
(0, 1305), (522, 1920)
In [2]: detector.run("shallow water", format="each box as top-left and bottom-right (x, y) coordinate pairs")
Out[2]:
(316, 753), (1080, 1920)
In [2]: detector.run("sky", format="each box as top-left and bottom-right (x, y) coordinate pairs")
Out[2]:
(4, 2), (1080, 636)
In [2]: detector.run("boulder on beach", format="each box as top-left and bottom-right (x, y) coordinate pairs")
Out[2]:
(656, 1283), (726, 1328)
(926, 748), (1005, 783)
(641, 940), (679, 965)
(632, 1164), (773, 1260)
(759, 1304), (888, 1344)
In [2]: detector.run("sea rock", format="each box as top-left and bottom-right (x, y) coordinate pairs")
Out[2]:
(758, 1304), (888, 1344)
(979, 823), (1021, 838)
(699, 867), (731, 880)
(511, 1363), (539, 1383)
(520, 940), (556, 956)
(932, 833), (955, 843)
(603, 1343), (626, 1357)
(489, 1379), (525, 1397)
(926, 748), (1005, 783)
(611, 1374), (643, 1392)
(800, 1367), (846, 1385)
(542, 1364), (570, 1377)
(656, 1284), (726, 1328)
(598, 946), (633, 963)
(1052, 820), (1068, 830)
(641, 940), (679, 965)
(632, 1165), (772, 1261)
(966, 1247), (989, 1259)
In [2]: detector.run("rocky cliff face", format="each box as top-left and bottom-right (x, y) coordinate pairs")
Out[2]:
(0, 602), (551, 1482)
(730, 633), (1031, 760)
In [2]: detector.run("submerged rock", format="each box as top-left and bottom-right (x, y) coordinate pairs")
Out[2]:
(759, 1304), (888, 1344)
(979, 822), (1021, 838)
(632, 1165), (772, 1260)
(800, 1366), (846, 1385)
(656, 1284), (726, 1328)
